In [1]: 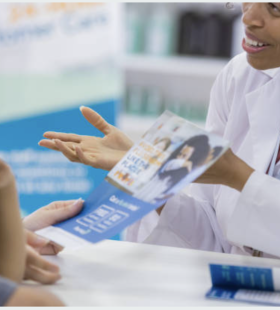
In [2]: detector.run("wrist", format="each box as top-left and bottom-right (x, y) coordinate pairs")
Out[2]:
(226, 156), (254, 191)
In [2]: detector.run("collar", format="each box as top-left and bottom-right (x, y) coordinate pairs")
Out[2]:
(262, 67), (280, 78)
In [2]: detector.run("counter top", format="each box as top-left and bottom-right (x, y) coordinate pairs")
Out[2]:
(40, 240), (280, 306)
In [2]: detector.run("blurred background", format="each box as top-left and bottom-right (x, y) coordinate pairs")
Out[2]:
(0, 3), (243, 235)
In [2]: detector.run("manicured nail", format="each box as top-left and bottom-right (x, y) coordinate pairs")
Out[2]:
(71, 198), (84, 208)
(34, 234), (50, 246)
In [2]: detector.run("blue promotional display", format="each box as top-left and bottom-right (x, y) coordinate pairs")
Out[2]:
(0, 100), (118, 216)
(0, 3), (122, 228)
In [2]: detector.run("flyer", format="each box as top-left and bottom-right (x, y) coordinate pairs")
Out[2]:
(206, 264), (280, 306)
(36, 111), (229, 248)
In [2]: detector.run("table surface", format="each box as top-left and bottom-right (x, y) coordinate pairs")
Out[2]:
(39, 240), (280, 307)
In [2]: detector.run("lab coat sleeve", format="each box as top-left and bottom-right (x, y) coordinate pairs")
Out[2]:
(227, 171), (280, 257)
(144, 191), (225, 252)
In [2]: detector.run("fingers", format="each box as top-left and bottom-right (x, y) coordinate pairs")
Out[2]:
(25, 230), (50, 249)
(54, 139), (78, 162)
(25, 246), (61, 284)
(38, 241), (64, 255)
(23, 199), (84, 232)
(38, 139), (59, 151)
(80, 106), (111, 135)
(75, 146), (97, 167)
(25, 265), (61, 285)
(26, 246), (59, 272)
(43, 131), (81, 143)
(25, 229), (64, 255)
(45, 199), (80, 210)
(45, 198), (84, 225)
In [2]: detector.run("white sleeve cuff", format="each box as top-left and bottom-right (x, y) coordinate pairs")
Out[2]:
(227, 170), (280, 256)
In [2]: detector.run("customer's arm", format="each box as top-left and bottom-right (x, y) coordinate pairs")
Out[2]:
(0, 160), (25, 282)
(5, 287), (64, 307)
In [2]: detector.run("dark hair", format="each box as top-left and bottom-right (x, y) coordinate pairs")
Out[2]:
(212, 146), (223, 159)
(166, 135), (210, 168)
(156, 135), (210, 194)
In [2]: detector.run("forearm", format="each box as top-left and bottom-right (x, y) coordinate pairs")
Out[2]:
(223, 154), (255, 192)
(195, 149), (254, 192)
(0, 164), (25, 282)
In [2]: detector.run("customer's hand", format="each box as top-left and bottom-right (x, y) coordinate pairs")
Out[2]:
(25, 229), (63, 255)
(23, 199), (84, 232)
(24, 244), (61, 284)
(195, 148), (254, 192)
(39, 106), (134, 171)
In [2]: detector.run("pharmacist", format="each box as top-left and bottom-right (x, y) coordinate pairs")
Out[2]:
(40, 3), (280, 258)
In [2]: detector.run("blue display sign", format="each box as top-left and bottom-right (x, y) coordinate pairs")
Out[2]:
(0, 99), (118, 217)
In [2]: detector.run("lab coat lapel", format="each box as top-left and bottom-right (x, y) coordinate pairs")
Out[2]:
(215, 72), (280, 240)
(244, 73), (280, 172)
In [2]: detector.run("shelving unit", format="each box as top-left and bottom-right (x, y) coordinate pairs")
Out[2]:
(120, 55), (228, 78)
(118, 3), (243, 139)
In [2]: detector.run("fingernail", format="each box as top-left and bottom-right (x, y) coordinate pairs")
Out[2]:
(79, 106), (85, 111)
(34, 235), (50, 246)
(71, 198), (84, 208)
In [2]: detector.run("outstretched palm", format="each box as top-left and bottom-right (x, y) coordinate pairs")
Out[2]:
(39, 107), (134, 171)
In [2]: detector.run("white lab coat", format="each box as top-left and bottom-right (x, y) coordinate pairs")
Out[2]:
(126, 52), (280, 258)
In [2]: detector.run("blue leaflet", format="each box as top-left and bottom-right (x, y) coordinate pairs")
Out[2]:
(206, 264), (280, 306)
(209, 264), (274, 291)
(54, 180), (164, 243)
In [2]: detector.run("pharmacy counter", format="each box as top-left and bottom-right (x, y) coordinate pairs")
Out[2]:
(41, 240), (280, 306)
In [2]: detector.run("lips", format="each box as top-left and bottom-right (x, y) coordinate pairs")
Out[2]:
(242, 31), (271, 54)
(245, 31), (270, 46)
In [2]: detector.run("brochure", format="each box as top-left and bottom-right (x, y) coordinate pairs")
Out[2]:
(206, 264), (280, 306)
(36, 111), (229, 248)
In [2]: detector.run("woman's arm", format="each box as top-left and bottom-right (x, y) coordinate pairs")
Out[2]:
(0, 160), (25, 282)
(195, 149), (255, 191)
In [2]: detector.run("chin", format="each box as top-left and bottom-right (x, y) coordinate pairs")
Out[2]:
(246, 54), (280, 70)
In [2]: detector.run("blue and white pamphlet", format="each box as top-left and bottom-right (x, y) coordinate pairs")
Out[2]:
(36, 111), (229, 248)
(206, 264), (280, 306)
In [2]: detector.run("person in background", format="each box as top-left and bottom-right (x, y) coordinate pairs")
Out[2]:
(39, 3), (280, 258)
(0, 159), (61, 306)
(0, 158), (84, 306)
(134, 135), (210, 203)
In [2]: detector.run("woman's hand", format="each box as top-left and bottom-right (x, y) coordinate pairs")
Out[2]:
(39, 106), (134, 171)
(195, 149), (254, 191)
(24, 244), (61, 284)
(23, 198), (84, 284)
(25, 229), (63, 255)
(23, 199), (84, 232)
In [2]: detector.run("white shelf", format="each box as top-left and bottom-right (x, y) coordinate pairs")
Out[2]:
(120, 55), (228, 78)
